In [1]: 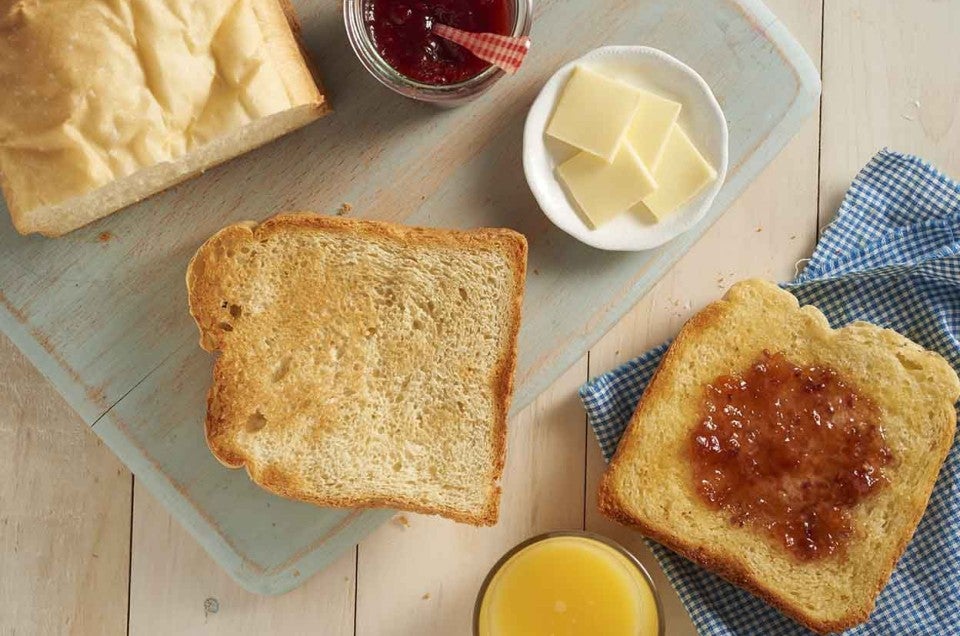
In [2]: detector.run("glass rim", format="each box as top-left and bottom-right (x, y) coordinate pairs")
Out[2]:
(343, 0), (533, 102)
(472, 530), (666, 636)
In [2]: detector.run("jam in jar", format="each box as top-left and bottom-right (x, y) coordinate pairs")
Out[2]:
(365, 0), (511, 85)
(689, 351), (894, 561)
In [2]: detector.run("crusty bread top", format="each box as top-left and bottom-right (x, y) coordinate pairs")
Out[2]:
(0, 0), (324, 233)
(599, 279), (960, 633)
(186, 213), (528, 526)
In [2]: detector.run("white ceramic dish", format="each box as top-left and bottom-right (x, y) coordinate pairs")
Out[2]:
(523, 46), (729, 251)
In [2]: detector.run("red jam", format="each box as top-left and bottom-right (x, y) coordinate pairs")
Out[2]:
(365, 0), (511, 85)
(689, 351), (894, 561)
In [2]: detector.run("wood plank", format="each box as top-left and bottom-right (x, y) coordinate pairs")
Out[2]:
(0, 333), (130, 635)
(819, 0), (960, 226)
(94, 352), (393, 596)
(128, 482), (356, 635)
(582, 1), (823, 633)
(354, 358), (588, 636)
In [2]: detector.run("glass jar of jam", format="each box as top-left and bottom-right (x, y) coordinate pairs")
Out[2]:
(344, 0), (532, 104)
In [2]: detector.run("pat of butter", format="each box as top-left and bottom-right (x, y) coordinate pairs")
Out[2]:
(546, 66), (644, 162)
(641, 124), (717, 219)
(556, 142), (657, 229)
(625, 90), (682, 171)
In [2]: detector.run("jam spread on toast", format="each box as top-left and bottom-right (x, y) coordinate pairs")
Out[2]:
(690, 351), (894, 560)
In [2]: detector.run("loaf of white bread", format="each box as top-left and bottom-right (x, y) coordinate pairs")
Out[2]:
(0, 0), (327, 237)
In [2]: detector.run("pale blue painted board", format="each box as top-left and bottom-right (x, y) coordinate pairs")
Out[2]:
(0, 0), (818, 594)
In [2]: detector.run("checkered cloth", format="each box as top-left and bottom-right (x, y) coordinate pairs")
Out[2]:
(432, 24), (530, 74)
(580, 149), (960, 635)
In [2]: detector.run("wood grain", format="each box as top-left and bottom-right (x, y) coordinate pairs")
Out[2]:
(127, 483), (357, 635)
(0, 334), (130, 635)
(355, 358), (588, 636)
(819, 0), (960, 225)
(583, 1), (824, 634)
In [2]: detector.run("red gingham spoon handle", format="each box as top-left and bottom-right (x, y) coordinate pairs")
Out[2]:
(432, 23), (531, 75)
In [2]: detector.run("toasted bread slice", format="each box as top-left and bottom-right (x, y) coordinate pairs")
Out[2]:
(599, 279), (959, 633)
(187, 213), (527, 526)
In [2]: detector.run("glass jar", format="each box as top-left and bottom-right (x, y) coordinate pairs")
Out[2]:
(343, 0), (533, 105)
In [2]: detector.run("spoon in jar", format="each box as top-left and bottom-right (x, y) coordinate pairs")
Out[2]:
(431, 23), (531, 74)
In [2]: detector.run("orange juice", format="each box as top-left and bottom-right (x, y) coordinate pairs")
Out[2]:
(476, 534), (661, 636)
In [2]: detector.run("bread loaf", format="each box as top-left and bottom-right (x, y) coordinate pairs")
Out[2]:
(0, 0), (327, 236)
(187, 213), (528, 525)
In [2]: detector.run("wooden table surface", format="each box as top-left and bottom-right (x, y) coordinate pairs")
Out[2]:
(2, 1), (959, 634)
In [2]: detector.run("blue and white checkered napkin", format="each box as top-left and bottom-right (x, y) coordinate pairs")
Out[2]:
(580, 149), (960, 635)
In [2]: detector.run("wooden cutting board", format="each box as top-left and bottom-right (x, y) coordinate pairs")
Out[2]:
(0, 0), (817, 594)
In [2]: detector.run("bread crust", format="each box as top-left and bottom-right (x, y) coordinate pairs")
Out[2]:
(598, 279), (959, 634)
(272, 0), (329, 101)
(187, 213), (527, 527)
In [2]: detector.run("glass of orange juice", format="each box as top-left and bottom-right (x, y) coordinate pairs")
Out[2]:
(474, 531), (664, 636)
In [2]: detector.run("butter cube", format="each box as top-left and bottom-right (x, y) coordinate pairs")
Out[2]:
(556, 142), (657, 229)
(641, 125), (717, 219)
(546, 66), (644, 162)
(625, 90), (682, 171)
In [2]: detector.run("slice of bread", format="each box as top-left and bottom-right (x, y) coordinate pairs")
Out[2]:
(0, 0), (327, 237)
(187, 213), (527, 526)
(599, 279), (959, 633)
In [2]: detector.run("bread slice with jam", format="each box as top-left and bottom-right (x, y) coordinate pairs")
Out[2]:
(599, 279), (959, 633)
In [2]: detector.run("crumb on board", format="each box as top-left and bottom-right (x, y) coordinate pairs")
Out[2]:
(422, 593), (431, 600)
(203, 597), (219, 615)
(337, 203), (353, 216)
(790, 234), (797, 240)
(393, 515), (410, 528)
(755, 226), (762, 232)
(98, 231), (113, 242)
(716, 272), (736, 289)
(533, 268), (540, 276)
